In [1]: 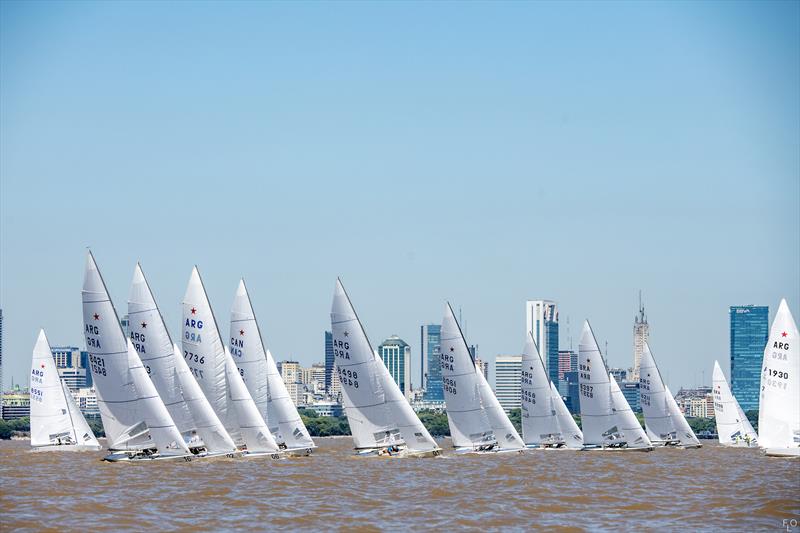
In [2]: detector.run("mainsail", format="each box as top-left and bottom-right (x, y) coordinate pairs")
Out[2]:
(758, 299), (800, 456)
(609, 371), (653, 449)
(521, 332), (582, 448)
(129, 262), (235, 454)
(230, 280), (314, 450)
(639, 342), (699, 447)
(182, 266), (277, 452)
(330, 279), (439, 453)
(440, 302), (523, 451)
(30, 329), (100, 450)
(82, 252), (190, 456)
(712, 360), (757, 446)
(578, 320), (651, 450)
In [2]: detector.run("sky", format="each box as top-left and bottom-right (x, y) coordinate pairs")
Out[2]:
(1, 1), (798, 392)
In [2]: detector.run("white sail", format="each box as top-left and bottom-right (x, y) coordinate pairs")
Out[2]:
(758, 299), (800, 455)
(440, 302), (522, 450)
(30, 330), (100, 450)
(664, 385), (700, 447)
(639, 342), (699, 446)
(182, 266), (240, 444)
(578, 321), (614, 446)
(712, 360), (757, 446)
(550, 381), (583, 449)
(331, 279), (439, 453)
(128, 263), (195, 437)
(521, 333), (582, 447)
(230, 280), (314, 450)
(82, 251), (189, 455)
(224, 345), (279, 452)
(475, 361), (525, 450)
(609, 372), (652, 449)
(172, 343), (237, 453)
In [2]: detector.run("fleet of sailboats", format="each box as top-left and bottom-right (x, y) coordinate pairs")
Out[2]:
(26, 252), (799, 460)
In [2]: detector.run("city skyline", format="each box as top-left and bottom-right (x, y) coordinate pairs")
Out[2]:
(1, 2), (798, 393)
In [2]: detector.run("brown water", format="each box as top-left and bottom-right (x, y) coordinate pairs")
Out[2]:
(1, 437), (798, 532)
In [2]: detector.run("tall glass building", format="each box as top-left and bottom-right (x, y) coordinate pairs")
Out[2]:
(378, 335), (411, 397)
(421, 324), (443, 401)
(495, 354), (522, 413)
(730, 305), (769, 411)
(526, 300), (560, 384)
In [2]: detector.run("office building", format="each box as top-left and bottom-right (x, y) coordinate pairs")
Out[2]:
(51, 346), (90, 390)
(421, 324), (443, 402)
(632, 294), (649, 382)
(280, 360), (303, 405)
(564, 371), (580, 414)
(675, 386), (715, 418)
(609, 367), (628, 384)
(377, 335), (411, 398)
(301, 363), (326, 393)
(475, 358), (489, 380)
(495, 354), (522, 412)
(73, 387), (100, 418)
(2, 388), (30, 420)
(730, 305), (769, 411)
(525, 300), (559, 384)
(324, 331), (334, 394)
(120, 314), (130, 338)
(620, 381), (641, 413)
(558, 350), (575, 381)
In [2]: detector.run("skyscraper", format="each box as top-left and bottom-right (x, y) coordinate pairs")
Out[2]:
(730, 305), (769, 411)
(378, 335), (411, 398)
(120, 314), (130, 338)
(632, 292), (649, 382)
(557, 350), (575, 381)
(421, 324), (443, 401)
(525, 300), (559, 384)
(475, 358), (489, 380)
(51, 346), (89, 390)
(324, 331), (334, 394)
(495, 354), (522, 412)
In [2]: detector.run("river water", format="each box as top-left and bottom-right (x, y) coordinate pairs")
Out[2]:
(1, 437), (798, 531)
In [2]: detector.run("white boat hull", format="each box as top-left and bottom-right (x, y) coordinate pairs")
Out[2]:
(32, 444), (102, 452)
(764, 447), (800, 458)
(283, 446), (316, 457)
(582, 445), (653, 452)
(355, 446), (442, 458)
(103, 451), (195, 462)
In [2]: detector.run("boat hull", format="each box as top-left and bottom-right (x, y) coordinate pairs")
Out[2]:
(355, 446), (442, 458)
(453, 447), (526, 455)
(283, 446), (316, 457)
(764, 447), (800, 458)
(102, 451), (195, 462)
(32, 444), (102, 452)
(581, 445), (653, 452)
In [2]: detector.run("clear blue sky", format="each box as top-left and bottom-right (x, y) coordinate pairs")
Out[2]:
(1, 1), (798, 391)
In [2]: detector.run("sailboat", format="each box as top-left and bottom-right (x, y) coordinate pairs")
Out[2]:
(230, 280), (315, 456)
(330, 279), (441, 457)
(182, 266), (281, 458)
(639, 342), (700, 448)
(129, 263), (238, 457)
(578, 321), (652, 451)
(758, 299), (800, 457)
(439, 303), (525, 454)
(712, 360), (758, 447)
(30, 329), (101, 451)
(82, 251), (192, 461)
(521, 333), (583, 449)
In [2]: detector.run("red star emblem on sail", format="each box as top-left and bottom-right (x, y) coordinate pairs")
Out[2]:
(782, 331), (788, 337)
(93, 313), (100, 320)
(191, 307), (197, 315)
(239, 329), (244, 336)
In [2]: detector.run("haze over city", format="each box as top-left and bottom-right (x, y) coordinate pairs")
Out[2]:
(1, 1), (798, 391)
